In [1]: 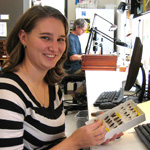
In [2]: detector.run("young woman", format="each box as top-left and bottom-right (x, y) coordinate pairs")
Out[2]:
(0, 5), (123, 150)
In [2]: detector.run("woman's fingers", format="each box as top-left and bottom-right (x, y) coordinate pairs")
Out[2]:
(88, 119), (103, 131)
(92, 122), (106, 137)
(86, 119), (124, 146)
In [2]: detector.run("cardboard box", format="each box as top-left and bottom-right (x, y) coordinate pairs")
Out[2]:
(86, 100), (145, 141)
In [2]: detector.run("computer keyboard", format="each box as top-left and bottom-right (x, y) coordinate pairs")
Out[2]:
(93, 89), (124, 109)
(134, 123), (150, 150)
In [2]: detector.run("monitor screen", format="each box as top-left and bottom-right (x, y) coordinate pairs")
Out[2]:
(124, 37), (146, 103)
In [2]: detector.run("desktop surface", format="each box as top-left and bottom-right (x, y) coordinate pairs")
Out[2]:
(91, 131), (148, 150)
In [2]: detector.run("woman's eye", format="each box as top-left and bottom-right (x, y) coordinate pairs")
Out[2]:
(41, 36), (50, 40)
(58, 38), (65, 42)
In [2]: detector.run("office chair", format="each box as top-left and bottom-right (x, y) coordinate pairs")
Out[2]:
(61, 74), (87, 115)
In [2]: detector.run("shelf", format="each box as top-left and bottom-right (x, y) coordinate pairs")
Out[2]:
(133, 10), (150, 19)
(81, 54), (117, 71)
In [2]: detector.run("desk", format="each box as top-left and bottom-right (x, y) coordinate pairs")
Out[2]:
(85, 70), (150, 150)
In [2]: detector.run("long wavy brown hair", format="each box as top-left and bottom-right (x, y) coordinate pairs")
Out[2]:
(1, 5), (69, 85)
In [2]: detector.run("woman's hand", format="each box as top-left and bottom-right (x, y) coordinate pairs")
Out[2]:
(51, 121), (123, 150)
(69, 119), (106, 149)
(68, 111), (124, 149)
(91, 111), (124, 145)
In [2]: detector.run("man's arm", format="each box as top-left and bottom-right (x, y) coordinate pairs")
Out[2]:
(69, 54), (82, 61)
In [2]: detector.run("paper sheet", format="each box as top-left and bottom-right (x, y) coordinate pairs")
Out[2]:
(0, 22), (7, 37)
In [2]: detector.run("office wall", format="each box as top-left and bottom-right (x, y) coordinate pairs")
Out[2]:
(132, 14), (150, 71)
(67, 0), (119, 25)
(41, 0), (65, 15)
(0, 0), (30, 40)
(67, 0), (123, 53)
(98, 0), (117, 8)
(0, 0), (121, 40)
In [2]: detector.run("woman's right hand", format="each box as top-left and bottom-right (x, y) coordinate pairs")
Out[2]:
(69, 119), (106, 149)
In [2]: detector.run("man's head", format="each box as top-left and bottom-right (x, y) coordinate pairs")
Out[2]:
(73, 19), (88, 36)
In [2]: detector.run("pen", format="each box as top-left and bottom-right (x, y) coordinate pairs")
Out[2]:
(91, 111), (104, 117)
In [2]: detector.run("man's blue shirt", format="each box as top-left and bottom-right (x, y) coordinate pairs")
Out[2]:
(64, 33), (82, 74)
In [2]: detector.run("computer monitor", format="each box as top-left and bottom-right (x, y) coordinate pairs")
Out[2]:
(124, 37), (146, 103)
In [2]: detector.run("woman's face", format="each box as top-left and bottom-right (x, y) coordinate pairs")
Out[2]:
(19, 17), (66, 71)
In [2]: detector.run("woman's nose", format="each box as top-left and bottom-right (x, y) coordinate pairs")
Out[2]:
(48, 40), (58, 51)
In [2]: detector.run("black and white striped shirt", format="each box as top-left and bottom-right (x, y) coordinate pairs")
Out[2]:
(0, 72), (66, 150)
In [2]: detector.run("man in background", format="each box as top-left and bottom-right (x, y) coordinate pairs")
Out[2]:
(64, 19), (88, 101)
(64, 18), (88, 74)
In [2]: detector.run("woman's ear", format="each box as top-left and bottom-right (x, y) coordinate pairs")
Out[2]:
(18, 29), (26, 46)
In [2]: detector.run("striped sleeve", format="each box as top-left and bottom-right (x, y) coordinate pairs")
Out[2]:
(0, 74), (66, 149)
(0, 79), (26, 149)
